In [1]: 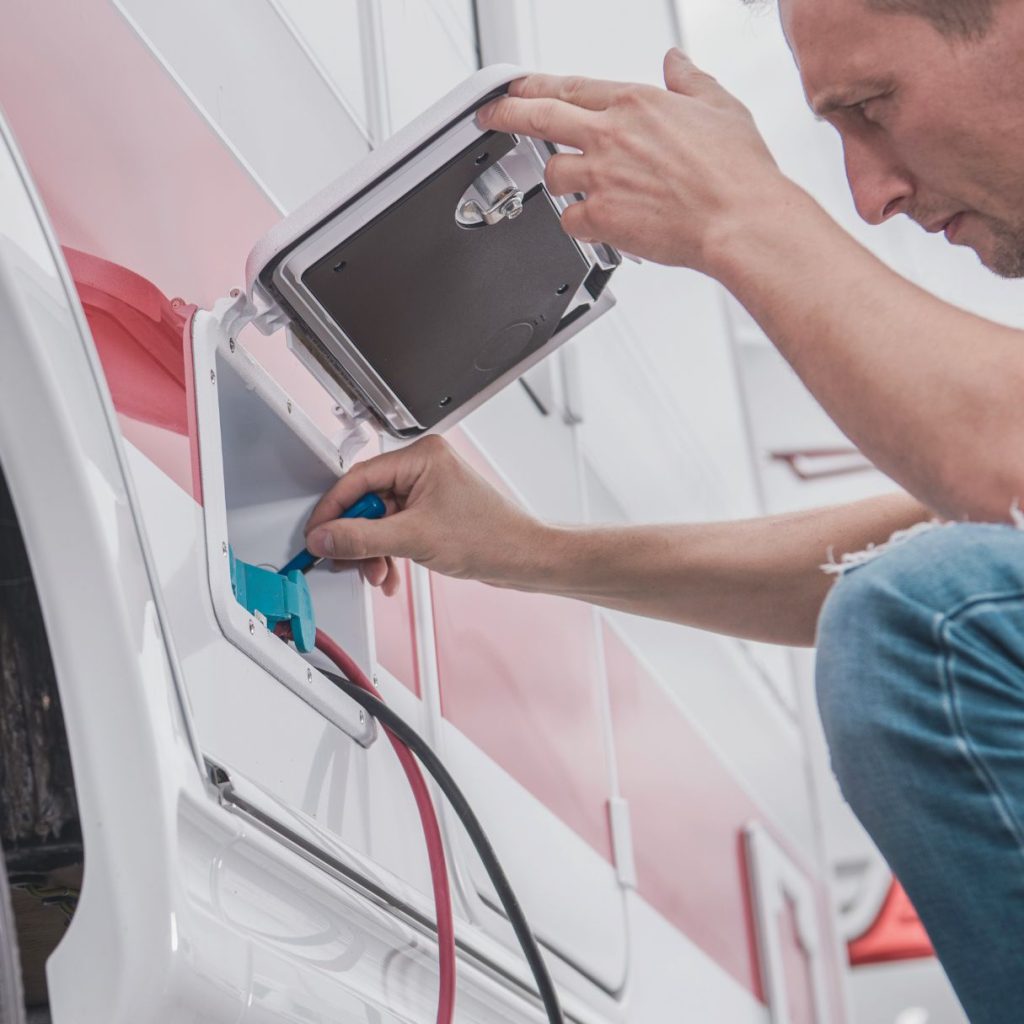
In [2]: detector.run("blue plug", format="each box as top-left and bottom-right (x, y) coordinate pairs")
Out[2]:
(230, 550), (316, 652)
(279, 493), (387, 577)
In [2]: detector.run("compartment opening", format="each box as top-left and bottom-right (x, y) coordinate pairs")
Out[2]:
(213, 348), (371, 661)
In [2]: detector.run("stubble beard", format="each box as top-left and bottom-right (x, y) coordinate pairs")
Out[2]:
(983, 216), (1024, 278)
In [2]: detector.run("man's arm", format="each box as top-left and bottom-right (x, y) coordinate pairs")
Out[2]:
(305, 437), (930, 647)
(477, 53), (1024, 523)
(708, 189), (1024, 524)
(517, 491), (929, 646)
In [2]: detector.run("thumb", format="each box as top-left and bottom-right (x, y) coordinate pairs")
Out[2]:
(663, 47), (699, 95)
(307, 512), (415, 562)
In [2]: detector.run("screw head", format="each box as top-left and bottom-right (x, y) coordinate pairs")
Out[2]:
(210, 369), (216, 384)
(338, 454), (345, 470)
(372, 674), (380, 689)
(306, 668), (313, 683)
(229, 337), (236, 353)
(358, 709), (366, 726)
(170, 297), (184, 309)
(501, 196), (524, 220)
(229, 288), (241, 298)
(286, 400), (293, 414)
(221, 541), (228, 555)
(248, 619), (255, 636)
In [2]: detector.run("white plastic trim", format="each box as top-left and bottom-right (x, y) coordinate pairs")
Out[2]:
(744, 822), (832, 1024)
(191, 298), (375, 745)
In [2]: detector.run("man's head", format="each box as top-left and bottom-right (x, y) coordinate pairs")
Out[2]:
(765, 0), (1024, 276)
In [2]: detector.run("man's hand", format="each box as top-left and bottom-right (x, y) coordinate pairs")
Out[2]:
(304, 435), (546, 595)
(477, 49), (792, 271)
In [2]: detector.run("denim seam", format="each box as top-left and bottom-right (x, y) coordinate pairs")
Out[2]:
(933, 589), (1024, 857)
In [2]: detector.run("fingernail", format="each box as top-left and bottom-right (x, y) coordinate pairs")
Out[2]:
(309, 529), (335, 557)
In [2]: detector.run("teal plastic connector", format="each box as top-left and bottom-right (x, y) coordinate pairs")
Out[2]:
(229, 548), (316, 652)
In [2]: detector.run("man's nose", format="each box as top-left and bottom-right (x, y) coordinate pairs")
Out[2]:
(842, 135), (913, 225)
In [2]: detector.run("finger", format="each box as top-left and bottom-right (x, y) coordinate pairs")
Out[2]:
(362, 556), (389, 587)
(545, 153), (592, 197)
(380, 557), (402, 598)
(477, 96), (596, 151)
(560, 199), (600, 244)
(306, 451), (410, 532)
(510, 73), (628, 111)
(663, 47), (716, 97)
(307, 511), (415, 562)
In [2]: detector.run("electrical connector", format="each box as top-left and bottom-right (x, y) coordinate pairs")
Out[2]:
(229, 549), (316, 652)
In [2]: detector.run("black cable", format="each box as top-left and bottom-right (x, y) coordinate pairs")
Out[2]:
(321, 670), (565, 1024)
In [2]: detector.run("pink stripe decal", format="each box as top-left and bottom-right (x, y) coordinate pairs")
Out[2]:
(1, 0), (344, 441)
(604, 623), (765, 999)
(430, 431), (614, 860)
(372, 560), (420, 695)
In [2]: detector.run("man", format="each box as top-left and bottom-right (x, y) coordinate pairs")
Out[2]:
(305, 2), (1024, 1019)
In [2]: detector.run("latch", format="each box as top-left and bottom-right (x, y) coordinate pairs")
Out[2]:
(456, 161), (524, 226)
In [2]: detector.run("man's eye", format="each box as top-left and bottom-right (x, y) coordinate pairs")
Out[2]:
(850, 93), (890, 124)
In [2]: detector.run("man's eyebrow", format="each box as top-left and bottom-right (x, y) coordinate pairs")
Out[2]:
(811, 78), (893, 119)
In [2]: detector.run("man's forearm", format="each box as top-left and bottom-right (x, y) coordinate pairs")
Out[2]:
(710, 186), (1024, 523)
(502, 492), (929, 647)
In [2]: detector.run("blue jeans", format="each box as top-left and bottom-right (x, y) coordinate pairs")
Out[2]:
(816, 522), (1024, 1024)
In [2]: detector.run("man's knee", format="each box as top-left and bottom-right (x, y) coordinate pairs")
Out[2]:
(815, 522), (1024, 805)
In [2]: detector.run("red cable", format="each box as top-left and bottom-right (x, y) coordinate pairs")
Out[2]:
(277, 624), (456, 1024)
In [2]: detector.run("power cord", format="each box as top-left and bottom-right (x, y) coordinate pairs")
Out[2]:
(318, 670), (565, 1024)
(277, 624), (456, 1024)
(278, 624), (565, 1024)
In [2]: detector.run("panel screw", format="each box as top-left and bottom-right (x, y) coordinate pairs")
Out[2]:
(372, 674), (380, 689)
(306, 668), (313, 684)
(248, 619), (255, 636)
(286, 400), (293, 414)
(229, 337), (236, 353)
(210, 369), (216, 384)
(229, 288), (241, 298)
(338, 454), (345, 470)
(221, 541), (228, 554)
(358, 709), (366, 726)
(499, 195), (524, 220)
(170, 297), (184, 309)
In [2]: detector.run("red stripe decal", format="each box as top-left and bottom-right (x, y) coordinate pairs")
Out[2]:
(64, 248), (202, 502)
(848, 879), (934, 966)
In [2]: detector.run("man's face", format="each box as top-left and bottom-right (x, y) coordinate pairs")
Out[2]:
(781, 0), (1024, 277)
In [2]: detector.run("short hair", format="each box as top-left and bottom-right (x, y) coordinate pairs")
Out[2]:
(742, 0), (998, 39)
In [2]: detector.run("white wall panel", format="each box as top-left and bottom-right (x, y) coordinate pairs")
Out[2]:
(114, 0), (371, 212)
(271, 0), (369, 135)
(625, 894), (770, 1024)
(605, 611), (817, 856)
(379, 0), (479, 130)
(523, 0), (680, 83)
